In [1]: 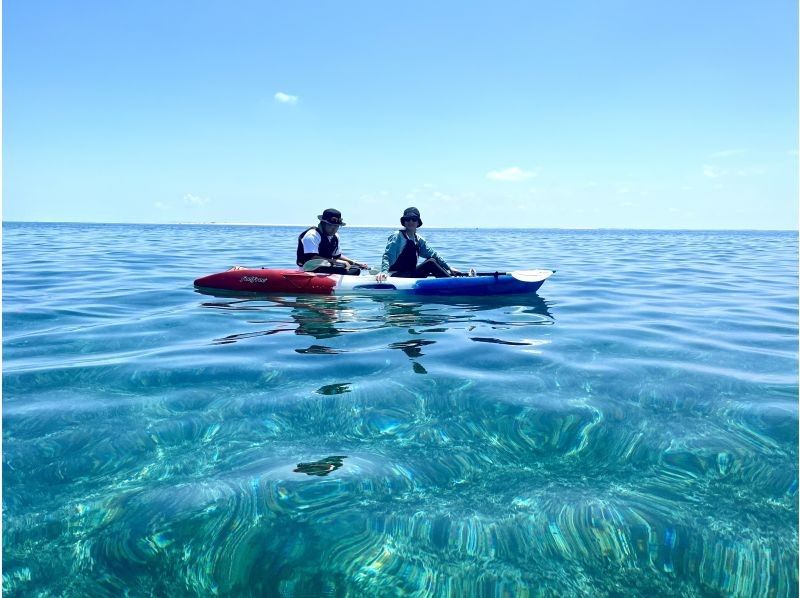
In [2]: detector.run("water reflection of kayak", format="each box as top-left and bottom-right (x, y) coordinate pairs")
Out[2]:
(194, 267), (554, 296)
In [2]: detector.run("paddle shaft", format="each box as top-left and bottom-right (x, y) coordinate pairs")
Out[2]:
(302, 258), (346, 272)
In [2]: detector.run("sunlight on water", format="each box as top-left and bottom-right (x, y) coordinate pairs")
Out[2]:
(3, 223), (798, 595)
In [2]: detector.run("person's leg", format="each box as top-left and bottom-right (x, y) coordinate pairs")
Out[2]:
(391, 261), (451, 278)
(417, 259), (451, 278)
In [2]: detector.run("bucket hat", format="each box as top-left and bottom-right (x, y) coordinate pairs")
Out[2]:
(318, 208), (346, 226)
(401, 207), (423, 227)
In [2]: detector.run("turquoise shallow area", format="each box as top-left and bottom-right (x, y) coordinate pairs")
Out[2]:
(3, 222), (798, 596)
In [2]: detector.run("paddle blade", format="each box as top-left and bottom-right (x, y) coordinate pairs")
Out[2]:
(509, 269), (555, 282)
(302, 258), (331, 272)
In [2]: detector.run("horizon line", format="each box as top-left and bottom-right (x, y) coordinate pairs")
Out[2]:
(2, 220), (798, 233)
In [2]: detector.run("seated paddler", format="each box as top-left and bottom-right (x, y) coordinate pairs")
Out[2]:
(377, 207), (461, 280)
(297, 209), (369, 275)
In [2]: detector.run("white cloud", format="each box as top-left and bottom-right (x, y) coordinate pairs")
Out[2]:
(735, 167), (766, 176)
(359, 193), (382, 205)
(708, 149), (746, 158)
(703, 165), (725, 178)
(433, 191), (457, 203)
(155, 201), (171, 211)
(184, 193), (210, 207)
(274, 92), (299, 105)
(486, 166), (537, 182)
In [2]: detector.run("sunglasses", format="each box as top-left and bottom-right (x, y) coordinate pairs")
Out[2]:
(325, 218), (341, 225)
(403, 217), (420, 223)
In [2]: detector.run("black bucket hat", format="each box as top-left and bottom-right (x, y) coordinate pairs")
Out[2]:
(318, 208), (346, 226)
(401, 207), (423, 227)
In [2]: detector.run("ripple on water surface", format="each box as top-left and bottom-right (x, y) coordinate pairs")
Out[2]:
(3, 224), (798, 595)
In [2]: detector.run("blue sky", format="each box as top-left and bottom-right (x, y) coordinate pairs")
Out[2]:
(4, 1), (798, 228)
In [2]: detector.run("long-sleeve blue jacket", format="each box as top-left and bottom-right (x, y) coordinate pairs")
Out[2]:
(381, 230), (450, 274)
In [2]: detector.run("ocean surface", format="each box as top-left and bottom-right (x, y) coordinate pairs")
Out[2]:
(3, 222), (798, 596)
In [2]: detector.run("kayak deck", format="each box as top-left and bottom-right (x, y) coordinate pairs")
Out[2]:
(194, 267), (554, 296)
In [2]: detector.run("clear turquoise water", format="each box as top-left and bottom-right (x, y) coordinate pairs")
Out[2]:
(3, 222), (798, 596)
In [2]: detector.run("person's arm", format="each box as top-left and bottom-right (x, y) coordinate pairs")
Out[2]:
(301, 230), (322, 258)
(376, 233), (400, 280)
(338, 254), (369, 269)
(301, 240), (346, 265)
(331, 237), (368, 269)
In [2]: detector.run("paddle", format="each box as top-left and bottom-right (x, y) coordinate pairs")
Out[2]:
(304, 259), (552, 282)
(302, 258), (335, 272)
(302, 258), (372, 274)
(509, 269), (555, 282)
(371, 269), (554, 282)
(473, 269), (555, 282)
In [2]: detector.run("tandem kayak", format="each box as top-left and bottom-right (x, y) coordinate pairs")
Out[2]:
(194, 267), (554, 296)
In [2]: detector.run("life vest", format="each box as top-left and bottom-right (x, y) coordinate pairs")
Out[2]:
(389, 231), (419, 271)
(296, 227), (339, 266)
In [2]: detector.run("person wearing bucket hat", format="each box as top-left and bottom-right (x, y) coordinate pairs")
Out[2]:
(296, 209), (369, 274)
(377, 207), (461, 280)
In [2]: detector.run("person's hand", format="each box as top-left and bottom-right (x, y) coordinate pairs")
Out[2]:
(375, 272), (388, 282)
(355, 262), (369, 270)
(449, 268), (462, 276)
